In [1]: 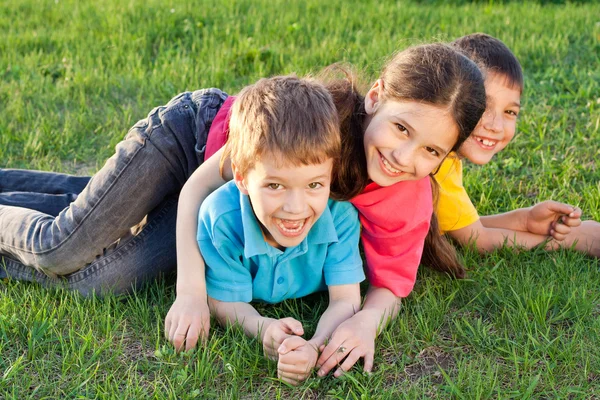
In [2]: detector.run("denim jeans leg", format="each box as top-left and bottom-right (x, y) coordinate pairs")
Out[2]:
(0, 169), (91, 194)
(0, 89), (224, 283)
(0, 196), (179, 296)
(0, 111), (191, 276)
(0, 169), (91, 215)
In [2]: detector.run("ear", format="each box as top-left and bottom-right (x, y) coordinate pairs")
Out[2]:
(232, 163), (249, 195)
(364, 79), (383, 115)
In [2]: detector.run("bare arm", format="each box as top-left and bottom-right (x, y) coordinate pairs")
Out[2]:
(164, 148), (233, 350)
(480, 200), (581, 240)
(479, 209), (529, 231)
(307, 283), (361, 349)
(449, 218), (551, 253)
(208, 296), (274, 339)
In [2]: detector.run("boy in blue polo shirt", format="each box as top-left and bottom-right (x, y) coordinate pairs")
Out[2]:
(197, 75), (364, 385)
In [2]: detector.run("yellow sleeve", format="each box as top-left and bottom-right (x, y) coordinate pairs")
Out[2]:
(434, 156), (479, 234)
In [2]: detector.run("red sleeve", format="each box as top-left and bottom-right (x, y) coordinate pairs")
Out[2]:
(204, 96), (236, 161)
(350, 177), (432, 297)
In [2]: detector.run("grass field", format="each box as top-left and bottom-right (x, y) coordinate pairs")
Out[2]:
(1, 0), (600, 398)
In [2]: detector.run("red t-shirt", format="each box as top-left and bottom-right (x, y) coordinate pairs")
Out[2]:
(204, 96), (432, 298)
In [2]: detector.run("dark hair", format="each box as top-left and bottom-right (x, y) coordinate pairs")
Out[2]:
(321, 43), (487, 278)
(451, 33), (523, 92)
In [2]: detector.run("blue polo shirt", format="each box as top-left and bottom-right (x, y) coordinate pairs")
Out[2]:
(198, 181), (364, 304)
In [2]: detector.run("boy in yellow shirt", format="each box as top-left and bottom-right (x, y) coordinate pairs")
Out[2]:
(436, 33), (599, 257)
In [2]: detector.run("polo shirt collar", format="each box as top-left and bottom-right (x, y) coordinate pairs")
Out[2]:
(239, 194), (339, 259)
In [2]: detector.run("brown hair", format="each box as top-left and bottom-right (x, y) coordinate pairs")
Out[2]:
(220, 75), (340, 177)
(451, 33), (524, 92)
(321, 43), (486, 278)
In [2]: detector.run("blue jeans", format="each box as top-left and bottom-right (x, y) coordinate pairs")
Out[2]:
(0, 89), (228, 296)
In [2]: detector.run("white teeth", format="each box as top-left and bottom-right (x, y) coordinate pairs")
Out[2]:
(476, 137), (497, 147)
(276, 219), (305, 233)
(381, 155), (401, 174)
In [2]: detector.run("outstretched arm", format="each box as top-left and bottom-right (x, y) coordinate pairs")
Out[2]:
(480, 200), (581, 240)
(164, 148), (233, 351)
(451, 199), (583, 253)
(449, 218), (553, 252)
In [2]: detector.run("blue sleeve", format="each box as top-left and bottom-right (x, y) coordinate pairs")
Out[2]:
(198, 196), (253, 303)
(323, 202), (365, 286)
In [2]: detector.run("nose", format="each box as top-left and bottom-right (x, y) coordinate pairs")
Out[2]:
(391, 142), (416, 168)
(482, 109), (503, 134)
(282, 189), (306, 214)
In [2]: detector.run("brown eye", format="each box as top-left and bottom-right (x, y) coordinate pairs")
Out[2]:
(267, 183), (282, 190)
(425, 147), (439, 157)
(396, 123), (408, 135)
(308, 182), (323, 189)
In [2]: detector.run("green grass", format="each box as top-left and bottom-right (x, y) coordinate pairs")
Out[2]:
(2, 0), (600, 397)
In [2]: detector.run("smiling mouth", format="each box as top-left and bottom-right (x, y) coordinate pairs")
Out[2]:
(275, 218), (308, 237)
(379, 153), (404, 176)
(474, 137), (498, 149)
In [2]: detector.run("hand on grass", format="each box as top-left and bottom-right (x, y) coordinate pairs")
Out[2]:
(277, 336), (319, 385)
(316, 313), (376, 378)
(261, 317), (304, 361)
(164, 293), (210, 352)
(526, 200), (581, 240)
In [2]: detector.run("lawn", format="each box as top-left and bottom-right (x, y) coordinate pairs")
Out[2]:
(1, 0), (600, 398)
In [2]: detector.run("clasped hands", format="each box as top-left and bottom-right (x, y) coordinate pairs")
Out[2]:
(262, 317), (373, 386)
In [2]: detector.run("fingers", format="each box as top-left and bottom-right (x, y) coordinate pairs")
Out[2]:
(278, 335), (307, 355)
(317, 336), (345, 368)
(166, 316), (208, 352)
(263, 330), (291, 357)
(278, 355), (314, 385)
(568, 206), (582, 219)
(278, 360), (314, 375)
(317, 341), (349, 376)
(561, 212), (582, 228)
(333, 347), (373, 378)
(544, 200), (578, 216)
(363, 351), (374, 373)
(164, 314), (172, 340)
(277, 370), (305, 386)
(184, 322), (201, 351)
(170, 324), (190, 352)
(279, 317), (304, 336)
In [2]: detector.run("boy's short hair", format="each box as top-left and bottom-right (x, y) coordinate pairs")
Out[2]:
(222, 75), (341, 177)
(451, 33), (523, 92)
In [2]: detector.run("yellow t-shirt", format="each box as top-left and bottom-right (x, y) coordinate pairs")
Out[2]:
(434, 155), (480, 234)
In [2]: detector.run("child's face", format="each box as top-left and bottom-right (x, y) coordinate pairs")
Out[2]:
(234, 156), (333, 249)
(458, 73), (521, 165)
(362, 80), (458, 186)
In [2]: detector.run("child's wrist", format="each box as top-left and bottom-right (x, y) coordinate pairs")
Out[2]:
(353, 309), (385, 334)
(520, 207), (533, 231)
(307, 337), (324, 350)
(176, 279), (207, 296)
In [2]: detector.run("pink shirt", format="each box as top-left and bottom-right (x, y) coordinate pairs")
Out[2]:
(205, 96), (235, 161)
(349, 180), (431, 297)
(204, 96), (432, 298)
